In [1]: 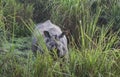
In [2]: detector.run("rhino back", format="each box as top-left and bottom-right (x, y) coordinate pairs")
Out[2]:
(35, 20), (62, 36)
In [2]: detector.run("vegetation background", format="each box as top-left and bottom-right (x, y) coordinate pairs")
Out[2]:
(0, 0), (120, 77)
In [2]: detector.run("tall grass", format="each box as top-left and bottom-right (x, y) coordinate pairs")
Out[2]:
(0, 0), (120, 77)
(1, 0), (33, 37)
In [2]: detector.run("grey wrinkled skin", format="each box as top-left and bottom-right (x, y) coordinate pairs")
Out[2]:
(32, 20), (68, 58)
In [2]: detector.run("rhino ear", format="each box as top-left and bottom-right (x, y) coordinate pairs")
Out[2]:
(59, 31), (68, 38)
(44, 31), (51, 38)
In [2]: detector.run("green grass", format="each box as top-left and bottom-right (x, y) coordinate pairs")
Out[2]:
(0, 38), (119, 77)
(0, 0), (120, 77)
(0, 24), (119, 77)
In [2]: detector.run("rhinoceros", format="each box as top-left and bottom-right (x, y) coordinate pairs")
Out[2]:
(32, 20), (68, 58)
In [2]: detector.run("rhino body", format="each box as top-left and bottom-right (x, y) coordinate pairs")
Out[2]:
(32, 20), (68, 58)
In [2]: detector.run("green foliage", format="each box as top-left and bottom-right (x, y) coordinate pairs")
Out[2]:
(1, 0), (33, 37)
(17, 0), (52, 23)
(1, 0), (120, 37)
(0, 0), (120, 77)
(48, 0), (120, 50)
(0, 37), (119, 77)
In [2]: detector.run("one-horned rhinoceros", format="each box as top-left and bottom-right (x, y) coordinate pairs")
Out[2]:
(32, 20), (68, 58)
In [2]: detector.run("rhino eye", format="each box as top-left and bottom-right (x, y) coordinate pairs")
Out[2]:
(51, 45), (54, 48)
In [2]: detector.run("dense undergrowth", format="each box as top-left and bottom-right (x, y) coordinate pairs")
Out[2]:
(0, 0), (120, 77)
